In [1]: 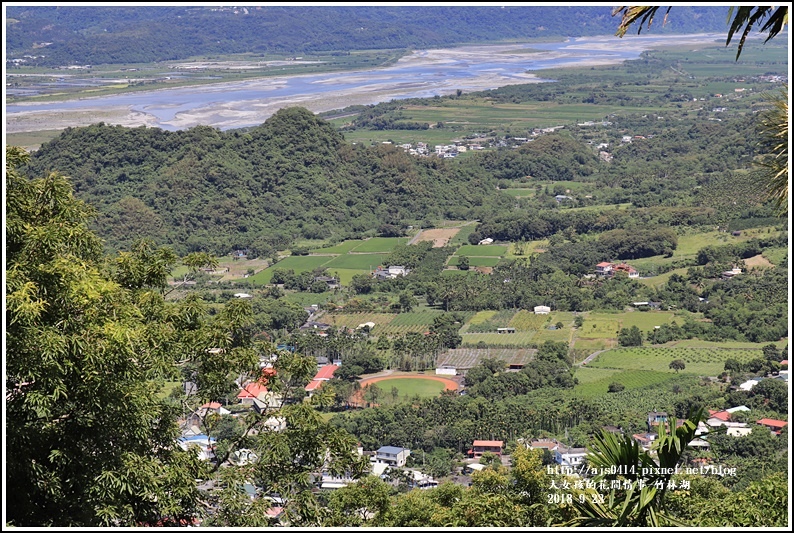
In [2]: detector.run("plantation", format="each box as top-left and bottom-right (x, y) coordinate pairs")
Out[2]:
(250, 255), (334, 283)
(437, 347), (536, 370)
(619, 311), (677, 330)
(330, 268), (371, 286)
(507, 310), (549, 331)
(321, 312), (397, 330)
(310, 240), (365, 254)
(587, 347), (763, 376)
(571, 369), (682, 398)
(460, 331), (537, 346)
(448, 255), (502, 267)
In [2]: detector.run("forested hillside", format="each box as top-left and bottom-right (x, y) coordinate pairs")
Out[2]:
(23, 108), (512, 255)
(6, 5), (730, 66)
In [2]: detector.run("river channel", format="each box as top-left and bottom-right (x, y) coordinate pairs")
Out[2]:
(6, 33), (724, 132)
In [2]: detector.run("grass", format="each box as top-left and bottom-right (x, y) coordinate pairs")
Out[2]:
(636, 268), (690, 289)
(448, 223), (479, 246)
(329, 268), (371, 286)
(448, 256), (502, 267)
(618, 311), (677, 330)
(364, 377), (446, 400)
(587, 346), (763, 376)
(311, 240), (365, 254)
(461, 331), (537, 346)
(762, 246), (788, 266)
(6, 129), (63, 150)
(469, 310), (498, 325)
(249, 256), (333, 283)
(353, 237), (410, 253)
(280, 291), (335, 306)
(455, 244), (507, 256)
(572, 369), (680, 398)
(323, 253), (387, 270)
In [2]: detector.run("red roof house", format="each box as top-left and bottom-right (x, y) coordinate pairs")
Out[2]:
(708, 410), (732, 422)
(237, 382), (269, 403)
(471, 440), (504, 457)
(313, 365), (339, 381)
(757, 418), (787, 434)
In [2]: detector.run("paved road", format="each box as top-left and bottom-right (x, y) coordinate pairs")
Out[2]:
(576, 350), (607, 367)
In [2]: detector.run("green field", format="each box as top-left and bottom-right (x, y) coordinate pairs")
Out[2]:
(572, 369), (681, 398)
(311, 240), (365, 254)
(364, 377), (446, 400)
(329, 268), (371, 286)
(353, 237), (409, 253)
(448, 256), (502, 267)
(323, 312), (397, 330)
(587, 346), (763, 376)
(461, 331), (537, 346)
(250, 255), (333, 283)
(501, 188), (536, 198)
(323, 253), (386, 270)
(455, 244), (508, 256)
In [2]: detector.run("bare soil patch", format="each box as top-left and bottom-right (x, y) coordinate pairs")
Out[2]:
(744, 254), (775, 269)
(414, 228), (460, 247)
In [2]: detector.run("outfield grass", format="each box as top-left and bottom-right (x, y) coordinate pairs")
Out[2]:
(364, 377), (446, 400)
(456, 244), (507, 256)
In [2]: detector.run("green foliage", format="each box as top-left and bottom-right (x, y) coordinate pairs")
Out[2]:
(618, 325), (643, 347)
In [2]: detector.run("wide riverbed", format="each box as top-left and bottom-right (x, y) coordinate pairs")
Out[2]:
(6, 33), (724, 133)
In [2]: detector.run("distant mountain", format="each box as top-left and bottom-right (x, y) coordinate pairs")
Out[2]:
(6, 5), (731, 66)
(21, 108), (512, 256)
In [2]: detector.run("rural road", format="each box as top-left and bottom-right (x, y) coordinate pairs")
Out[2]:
(576, 350), (607, 367)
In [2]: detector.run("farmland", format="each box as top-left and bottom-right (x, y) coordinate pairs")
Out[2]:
(437, 347), (536, 370)
(323, 253), (386, 270)
(586, 346), (764, 376)
(361, 377), (447, 401)
(455, 244), (508, 257)
(571, 369), (681, 398)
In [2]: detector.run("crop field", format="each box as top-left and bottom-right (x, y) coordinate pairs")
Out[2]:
(532, 326), (572, 344)
(449, 223), (478, 246)
(761, 246), (787, 266)
(322, 313), (397, 330)
(469, 311), (498, 325)
(455, 244), (507, 256)
(501, 188), (536, 198)
(637, 268), (690, 289)
(323, 253), (386, 270)
(508, 310), (549, 331)
(311, 240), (364, 254)
(619, 311), (677, 330)
(461, 331), (537, 346)
(281, 292), (334, 306)
(669, 338), (789, 350)
(572, 369), (681, 398)
(250, 255), (333, 283)
(573, 338), (612, 352)
(330, 268), (371, 286)
(579, 315), (621, 339)
(448, 256), (502, 267)
(587, 347), (763, 376)
(437, 347), (536, 370)
(353, 237), (409, 253)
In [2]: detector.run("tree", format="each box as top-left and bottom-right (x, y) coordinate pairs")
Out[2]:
(398, 290), (417, 313)
(617, 325), (643, 347)
(613, 6), (789, 211)
(565, 408), (707, 526)
(608, 382), (626, 393)
(6, 146), (205, 526)
(669, 359), (686, 373)
(458, 255), (470, 270)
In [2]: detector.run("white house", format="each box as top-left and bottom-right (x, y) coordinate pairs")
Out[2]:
(178, 434), (217, 461)
(534, 305), (551, 315)
(554, 445), (587, 467)
(375, 446), (411, 467)
(478, 238), (494, 245)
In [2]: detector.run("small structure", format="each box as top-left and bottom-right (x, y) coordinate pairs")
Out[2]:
(533, 305), (551, 315)
(496, 327), (516, 334)
(435, 365), (457, 376)
(722, 267), (743, 279)
(554, 445), (587, 468)
(555, 195), (573, 202)
(234, 293), (253, 299)
(595, 262), (613, 276)
(373, 265), (411, 280)
(647, 411), (668, 431)
(757, 418), (787, 435)
(375, 446), (411, 467)
(478, 238), (494, 245)
(470, 440), (503, 458)
(177, 434), (217, 461)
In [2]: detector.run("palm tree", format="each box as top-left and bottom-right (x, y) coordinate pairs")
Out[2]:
(564, 408), (706, 526)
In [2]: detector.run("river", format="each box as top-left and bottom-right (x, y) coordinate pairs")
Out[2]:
(6, 33), (725, 132)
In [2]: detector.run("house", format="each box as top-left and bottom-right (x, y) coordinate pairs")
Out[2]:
(313, 364), (339, 381)
(234, 293), (253, 299)
(470, 440), (503, 458)
(707, 409), (732, 425)
(376, 446), (411, 467)
(314, 275), (339, 289)
(726, 426), (754, 437)
(612, 262), (639, 278)
(435, 365), (457, 376)
(725, 405), (750, 414)
(757, 418), (787, 435)
(722, 267), (742, 279)
(177, 434), (217, 461)
(186, 402), (230, 427)
(237, 382), (270, 405)
(373, 265), (411, 280)
(496, 327), (516, 334)
(304, 379), (325, 397)
(632, 433), (656, 451)
(410, 470), (439, 489)
(478, 238), (494, 245)
(299, 320), (331, 331)
(738, 377), (762, 391)
(554, 445), (588, 467)
(230, 448), (259, 466)
(595, 262), (613, 276)
(647, 411), (668, 431)
(533, 305), (551, 315)
(464, 462), (488, 474)
(527, 438), (559, 452)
